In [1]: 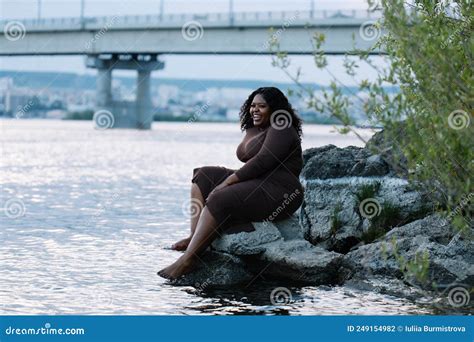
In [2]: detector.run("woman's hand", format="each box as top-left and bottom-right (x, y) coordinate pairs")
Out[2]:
(208, 182), (228, 197)
(208, 173), (240, 197)
(225, 173), (240, 185)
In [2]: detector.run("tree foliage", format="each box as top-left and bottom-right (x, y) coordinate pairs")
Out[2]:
(270, 0), (473, 231)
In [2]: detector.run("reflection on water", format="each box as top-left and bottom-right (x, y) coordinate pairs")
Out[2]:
(0, 119), (433, 314)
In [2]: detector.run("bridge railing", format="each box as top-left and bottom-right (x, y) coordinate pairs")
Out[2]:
(1, 9), (382, 31)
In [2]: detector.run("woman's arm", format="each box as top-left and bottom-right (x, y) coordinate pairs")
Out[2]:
(224, 173), (240, 185)
(208, 172), (240, 198)
(234, 126), (296, 182)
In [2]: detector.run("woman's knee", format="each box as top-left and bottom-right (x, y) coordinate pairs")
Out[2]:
(192, 166), (214, 182)
(205, 189), (223, 206)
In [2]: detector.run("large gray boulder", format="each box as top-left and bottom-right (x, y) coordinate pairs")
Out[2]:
(301, 145), (389, 180)
(340, 214), (474, 289)
(252, 240), (344, 284)
(300, 176), (433, 253)
(344, 276), (430, 302)
(171, 251), (254, 287)
(365, 124), (409, 178)
(211, 221), (282, 255)
(384, 214), (455, 244)
(175, 215), (344, 287)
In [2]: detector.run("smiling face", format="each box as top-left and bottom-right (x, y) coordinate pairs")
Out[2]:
(250, 94), (271, 128)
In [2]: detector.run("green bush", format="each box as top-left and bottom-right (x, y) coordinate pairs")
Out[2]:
(330, 202), (344, 236)
(270, 0), (473, 232)
(361, 202), (403, 243)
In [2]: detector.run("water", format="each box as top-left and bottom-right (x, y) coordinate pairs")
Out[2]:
(0, 119), (432, 315)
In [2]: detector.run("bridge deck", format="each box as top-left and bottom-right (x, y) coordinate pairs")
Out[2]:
(1, 9), (382, 31)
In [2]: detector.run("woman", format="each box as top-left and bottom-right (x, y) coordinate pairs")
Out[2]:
(158, 87), (304, 280)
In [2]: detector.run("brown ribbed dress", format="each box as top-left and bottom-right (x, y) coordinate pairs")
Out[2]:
(191, 123), (304, 233)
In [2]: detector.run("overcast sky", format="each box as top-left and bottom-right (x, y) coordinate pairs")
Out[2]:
(0, 0), (382, 85)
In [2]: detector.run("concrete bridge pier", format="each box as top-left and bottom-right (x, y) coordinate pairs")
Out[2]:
(136, 69), (152, 130)
(86, 54), (164, 129)
(96, 65), (112, 107)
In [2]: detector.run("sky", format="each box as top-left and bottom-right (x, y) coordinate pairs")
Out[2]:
(0, 0), (383, 85)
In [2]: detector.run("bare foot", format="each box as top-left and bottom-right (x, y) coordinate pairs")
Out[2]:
(170, 237), (192, 251)
(157, 256), (195, 280)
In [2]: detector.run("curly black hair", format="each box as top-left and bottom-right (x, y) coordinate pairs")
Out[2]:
(239, 87), (303, 141)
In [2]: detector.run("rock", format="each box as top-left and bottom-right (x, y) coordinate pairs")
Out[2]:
(345, 276), (430, 303)
(211, 221), (282, 255)
(365, 124), (409, 178)
(384, 214), (455, 244)
(341, 235), (430, 281)
(248, 240), (343, 284)
(299, 179), (361, 250)
(299, 177), (433, 253)
(421, 233), (474, 287)
(171, 251), (254, 287)
(340, 215), (474, 289)
(302, 144), (338, 165)
(301, 145), (376, 180)
(351, 154), (390, 177)
(273, 215), (304, 241)
(207, 217), (342, 286)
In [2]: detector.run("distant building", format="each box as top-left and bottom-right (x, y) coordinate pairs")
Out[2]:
(45, 109), (67, 119)
(226, 108), (240, 121)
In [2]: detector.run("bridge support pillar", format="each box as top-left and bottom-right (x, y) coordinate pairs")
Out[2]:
(96, 67), (112, 107)
(86, 54), (164, 129)
(136, 69), (152, 130)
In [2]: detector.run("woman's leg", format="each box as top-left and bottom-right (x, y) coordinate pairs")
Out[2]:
(171, 183), (204, 251)
(158, 206), (220, 279)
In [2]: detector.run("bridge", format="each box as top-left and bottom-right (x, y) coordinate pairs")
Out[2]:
(0, 9), (383, 129)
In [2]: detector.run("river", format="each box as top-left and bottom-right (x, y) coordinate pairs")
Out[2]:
(0, 119), (433, 314)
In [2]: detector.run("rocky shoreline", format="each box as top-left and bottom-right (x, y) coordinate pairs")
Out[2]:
(172, 132), (473, 311)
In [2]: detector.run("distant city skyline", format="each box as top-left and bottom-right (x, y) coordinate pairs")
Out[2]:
(0, 0), (382, 85)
